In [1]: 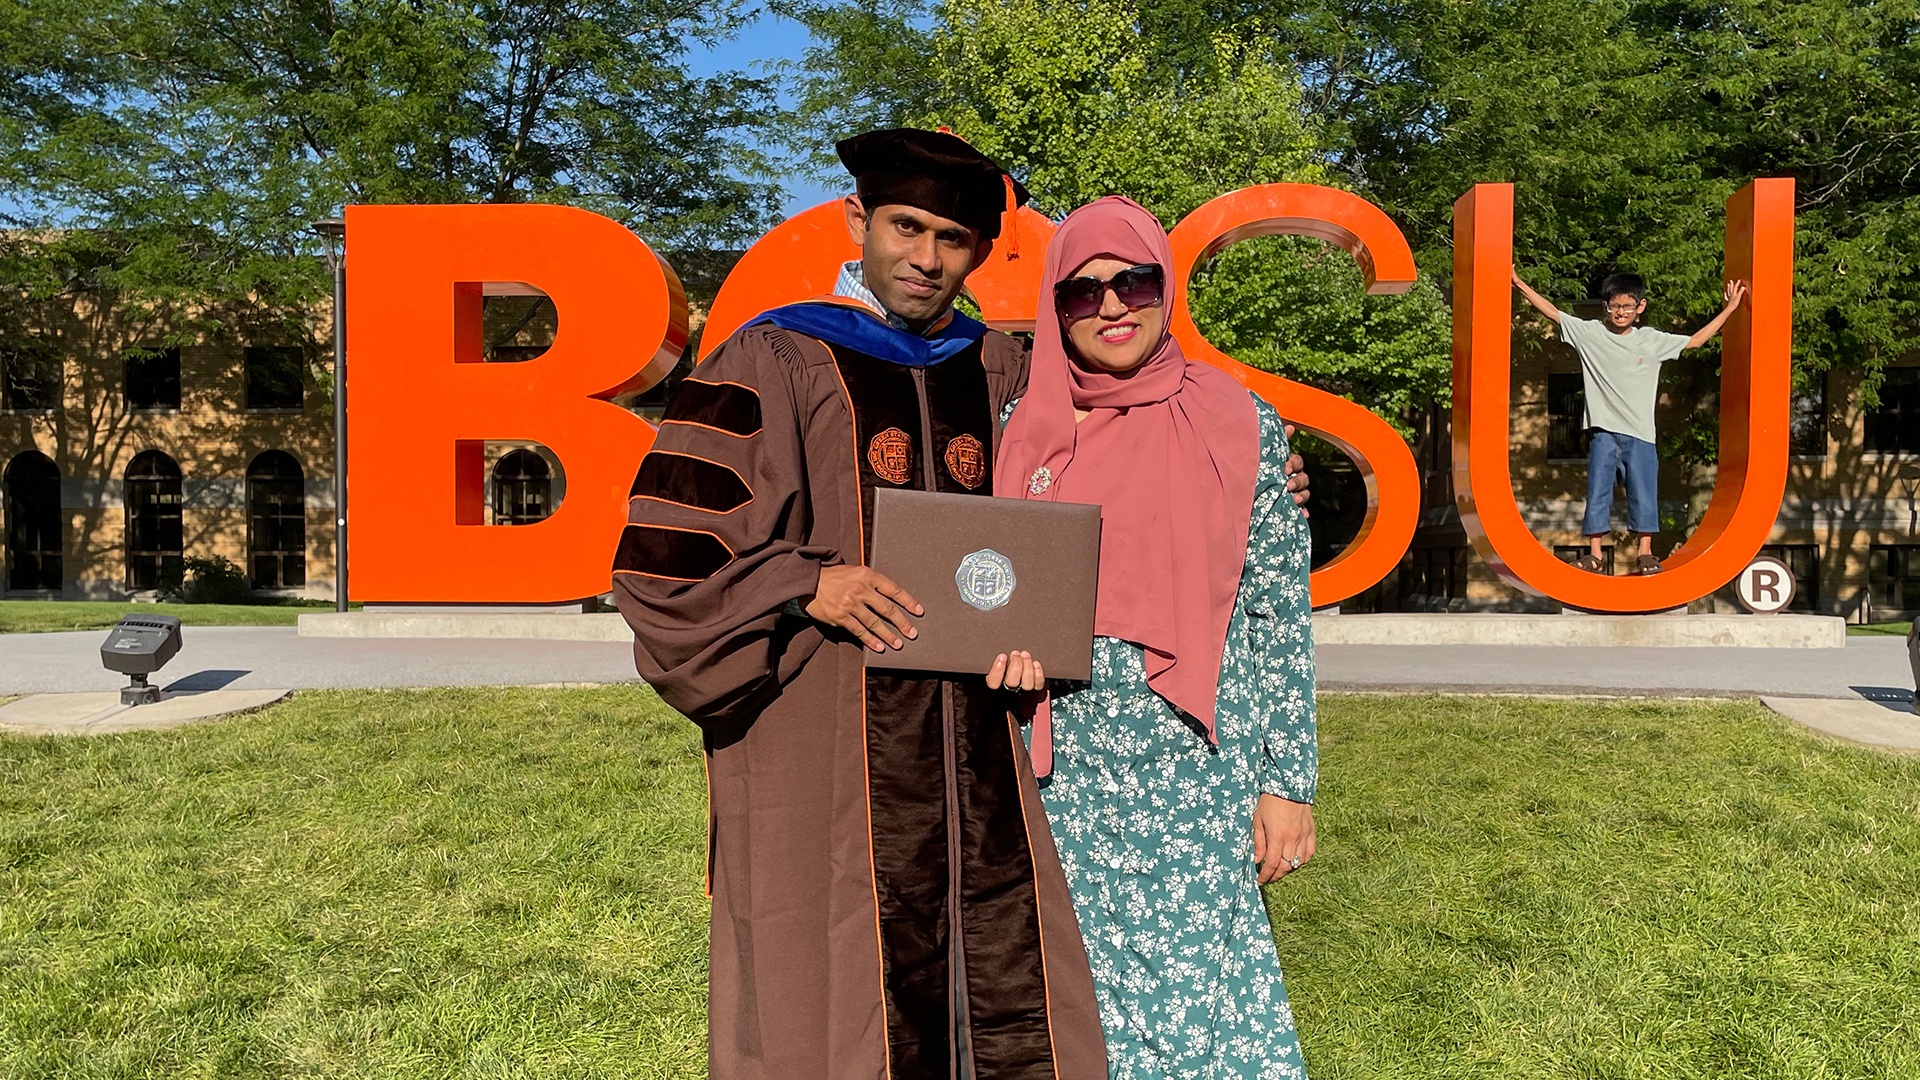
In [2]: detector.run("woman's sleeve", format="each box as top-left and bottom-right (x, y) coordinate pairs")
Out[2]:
(611, 329), (837, 728)
(1241, 402), (1318, 804)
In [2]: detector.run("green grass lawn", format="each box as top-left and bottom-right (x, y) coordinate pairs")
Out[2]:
(3, 689), (1917, 1078)
(0, 600), (345, 634)
(1848, 619), (1914, 637)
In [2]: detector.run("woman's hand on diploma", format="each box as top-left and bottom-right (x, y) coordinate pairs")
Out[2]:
(986, 650), (1045, 692)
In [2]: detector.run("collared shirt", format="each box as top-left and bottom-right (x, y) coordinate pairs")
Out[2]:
(833, 260), (950, 334)
(1556, 312), (1691, 444)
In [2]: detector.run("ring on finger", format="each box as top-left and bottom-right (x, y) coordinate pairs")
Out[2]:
(1287, 855), (1302, 870)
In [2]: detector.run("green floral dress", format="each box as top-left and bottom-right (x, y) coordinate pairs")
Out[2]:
(1012, 395), (1318, 1080)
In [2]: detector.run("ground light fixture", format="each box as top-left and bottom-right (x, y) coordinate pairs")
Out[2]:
(99, 614), (182, 705)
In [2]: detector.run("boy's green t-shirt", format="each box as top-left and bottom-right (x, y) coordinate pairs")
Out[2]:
(1557, 313), (1691, 445)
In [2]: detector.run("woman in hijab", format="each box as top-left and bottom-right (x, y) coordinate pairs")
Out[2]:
(991, 196), (1318, 1079)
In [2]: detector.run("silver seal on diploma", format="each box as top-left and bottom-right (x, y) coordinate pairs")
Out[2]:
(956, 548), (1017, 612)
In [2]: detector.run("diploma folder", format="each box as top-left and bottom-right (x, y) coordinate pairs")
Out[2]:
(866, 488), (1100, 681)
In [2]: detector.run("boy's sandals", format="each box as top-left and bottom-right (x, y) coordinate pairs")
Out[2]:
(1635, 554), (1664, 575)
(1575, 554), (1604, 573)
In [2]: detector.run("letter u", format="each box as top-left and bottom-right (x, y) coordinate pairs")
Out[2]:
(1451, 180), (1795, 613)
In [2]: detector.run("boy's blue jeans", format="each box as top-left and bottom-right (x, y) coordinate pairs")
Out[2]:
(1584, 429), (1659, 536)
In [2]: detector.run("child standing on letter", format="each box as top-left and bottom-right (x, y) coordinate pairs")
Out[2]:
(1511, 270), (1748, 575)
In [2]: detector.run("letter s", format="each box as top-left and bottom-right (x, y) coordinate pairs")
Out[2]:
(1167, 184), (1424, 607)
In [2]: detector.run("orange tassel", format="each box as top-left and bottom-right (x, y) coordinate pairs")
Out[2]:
(1002, 173), (1020, 260)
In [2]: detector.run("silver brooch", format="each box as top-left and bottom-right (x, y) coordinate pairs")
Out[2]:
(956, 548), (1017, 612)
(1027, 466), (1053, 495)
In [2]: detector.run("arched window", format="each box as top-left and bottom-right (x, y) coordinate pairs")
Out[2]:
(125, 450), (183, 591)
(247, 450), (306, 588)
(491, 449), (552, 526)
(4, 451), (62, 591)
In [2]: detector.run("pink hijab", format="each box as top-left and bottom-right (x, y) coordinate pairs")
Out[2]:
(995, 196), (1259, 776)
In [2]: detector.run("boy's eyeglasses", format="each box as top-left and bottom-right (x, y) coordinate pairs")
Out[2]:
(1054, 263), (1166, 321)
(1605, 301), (1643, 313)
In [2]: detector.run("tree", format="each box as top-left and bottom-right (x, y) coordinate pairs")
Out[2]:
(918, 1), (1322, 221)
(1276, 0), (1920, 394)
(792, 0), (1920, 399)
(0, 0), (783, 349)
(783, 0), (1456, 436)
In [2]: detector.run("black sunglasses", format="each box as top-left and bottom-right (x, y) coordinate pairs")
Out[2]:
(1053, 263), (1166, 321)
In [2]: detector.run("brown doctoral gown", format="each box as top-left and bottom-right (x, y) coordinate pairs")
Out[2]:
(612, 319), (1107, 1080)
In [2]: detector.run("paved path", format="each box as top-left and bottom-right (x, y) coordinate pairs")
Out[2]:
(1760, 696), (1920, 751)
(1314, 638), (1914, 702)
(0, 688), (291, 735)
(1, 626), (1912, 704)
(0, 627), (642, 695)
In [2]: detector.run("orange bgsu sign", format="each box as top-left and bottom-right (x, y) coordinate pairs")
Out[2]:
(344, 178), (1793, 614)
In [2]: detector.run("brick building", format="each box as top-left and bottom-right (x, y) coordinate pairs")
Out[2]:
(1, 292), (337, 600)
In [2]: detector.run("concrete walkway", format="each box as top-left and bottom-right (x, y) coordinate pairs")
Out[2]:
(1760, 696), (1920, 751)
(2, 625), (1911, 702)
(1313, 637), (1914, 700)
(0, 626), (641, 695)
(0, 688), (291, 735)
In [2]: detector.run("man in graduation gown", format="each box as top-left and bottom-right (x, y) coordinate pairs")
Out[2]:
(613, 129), (1309, 1080)
(614, 129), (1105, 1080)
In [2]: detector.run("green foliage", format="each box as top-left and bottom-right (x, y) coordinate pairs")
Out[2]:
(1658, 398), (1721, 469)
(774, 0), (943, 165)
(0, 0), (784, 349)
(786, 0), (1920, 427)
(1277, 0), (1920, 387)
(917, 1), (1323, 220)
(1192, 239), (1454, 437)
(783, 0), (1455, 434)
(164, 555), (258, 606)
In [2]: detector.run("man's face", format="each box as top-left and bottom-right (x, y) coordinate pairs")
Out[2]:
(844, 196), (993, 327)
(1603, 293), (1646, 332)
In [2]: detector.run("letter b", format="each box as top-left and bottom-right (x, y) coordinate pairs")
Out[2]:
(345, 204), (688, 602)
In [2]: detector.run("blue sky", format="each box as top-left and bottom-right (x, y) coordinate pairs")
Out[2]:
(687, 6), (845, 218)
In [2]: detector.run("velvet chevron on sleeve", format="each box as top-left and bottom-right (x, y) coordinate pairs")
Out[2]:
(612, 328), (835, 728)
